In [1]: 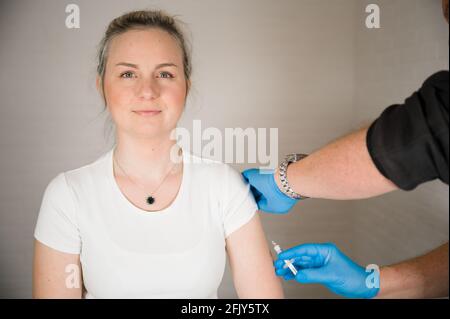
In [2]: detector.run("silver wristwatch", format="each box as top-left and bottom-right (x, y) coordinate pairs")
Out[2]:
(278, 153), (309, 200)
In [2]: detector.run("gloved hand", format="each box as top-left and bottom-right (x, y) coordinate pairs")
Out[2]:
(242, 168), (298, 214)
(274, 243), (380, 298)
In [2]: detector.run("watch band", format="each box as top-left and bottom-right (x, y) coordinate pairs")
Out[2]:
(278, 153), (309, 200)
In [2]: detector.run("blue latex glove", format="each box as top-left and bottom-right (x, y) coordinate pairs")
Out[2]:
(274, 243), (380, 298)
(242, 168), (298, 214)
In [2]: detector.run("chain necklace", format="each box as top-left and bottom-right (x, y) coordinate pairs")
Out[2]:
(113, 150), (177, 205)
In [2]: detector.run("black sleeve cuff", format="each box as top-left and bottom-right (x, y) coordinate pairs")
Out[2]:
(366, 71), (449, 191)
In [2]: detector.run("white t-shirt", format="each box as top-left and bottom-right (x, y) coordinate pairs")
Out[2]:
(34, 148), (257, 298)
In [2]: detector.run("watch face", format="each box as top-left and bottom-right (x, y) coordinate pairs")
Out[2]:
(287, 153), (301, 162)
(287, 153), (307, 162)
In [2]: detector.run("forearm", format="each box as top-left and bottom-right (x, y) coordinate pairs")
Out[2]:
(377, 243), (449, 298)
(276, 127), (397, 200)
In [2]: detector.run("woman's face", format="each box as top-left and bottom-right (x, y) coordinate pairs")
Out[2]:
(99, 28), (188, 139)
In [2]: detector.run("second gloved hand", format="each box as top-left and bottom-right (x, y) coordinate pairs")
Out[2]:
(242, 168), (298, 214)
(274, 243), (380, 298)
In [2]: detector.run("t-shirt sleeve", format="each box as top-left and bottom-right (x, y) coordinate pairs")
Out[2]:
(34, 172), (81, 254)
(366, 70), (449, 190)
(220, 164), (258, 238)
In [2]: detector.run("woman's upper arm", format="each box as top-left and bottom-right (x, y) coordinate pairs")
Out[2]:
(225, 213), (284, 299)
(33, 240), (82, 298)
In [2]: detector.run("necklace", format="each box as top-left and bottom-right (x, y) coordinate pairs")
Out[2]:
(113, 150), (177, 206)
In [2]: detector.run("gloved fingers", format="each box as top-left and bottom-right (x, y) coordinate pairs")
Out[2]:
(278, 243), (327, 262)
(275, 267), (290, 277)
(242, 168), (297, 214)
(241, 169), (255, 182)
(241, 169), (261, 185)
(242, 169), (265, 202)
(275, 267), (295, 281)
(249, 184), (263, 202)
(292, 258), (316, 269)
(283, 272), (295, 281)
(260, 198), (292, 214)
(274, 258), (296, 270)
(295, 268), (330, 284)
(257, 197), (269, 211)
(274, 259), (285, 269)
(242, 168), (274, 196)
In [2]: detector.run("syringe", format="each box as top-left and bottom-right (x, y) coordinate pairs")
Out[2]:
(272, 241), (298, 276)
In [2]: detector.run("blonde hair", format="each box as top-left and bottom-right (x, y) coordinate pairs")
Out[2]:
(96, 10), (192, 105)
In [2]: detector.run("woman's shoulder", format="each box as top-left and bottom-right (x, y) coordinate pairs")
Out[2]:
(184, 150), (244, 184)
(46, 149), (112, 191)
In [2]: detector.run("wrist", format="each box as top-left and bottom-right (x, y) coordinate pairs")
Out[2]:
(277, 154), (309, 200)
(274, 168), (284, 193)
(374, 265), (399, 298)
(271, 169), (298, 203)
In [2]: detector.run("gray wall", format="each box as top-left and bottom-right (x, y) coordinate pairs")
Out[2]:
(351, 0), (449, 268)
(0, 0), (447, 298)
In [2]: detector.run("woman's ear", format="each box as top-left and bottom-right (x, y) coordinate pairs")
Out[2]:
(96, 75), (102, 95)
(186, 79), (191, 96)
(96, 75), (108, 108)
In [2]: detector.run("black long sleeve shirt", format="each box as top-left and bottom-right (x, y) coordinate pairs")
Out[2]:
(367, 71), (449, 190)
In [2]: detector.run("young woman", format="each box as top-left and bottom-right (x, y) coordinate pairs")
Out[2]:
(33, 10), (283, 299)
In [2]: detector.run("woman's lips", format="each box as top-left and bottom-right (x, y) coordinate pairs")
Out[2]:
(133, 110), (162, 116)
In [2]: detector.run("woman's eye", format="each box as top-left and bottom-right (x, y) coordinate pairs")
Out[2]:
(120, 71), (135, 79)
(158, 71), (174, 79)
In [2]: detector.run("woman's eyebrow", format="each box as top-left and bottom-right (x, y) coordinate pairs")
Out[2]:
(155, 63), (178, 69)
(115, 62), (178, 69)
(115, 62), (139, 68)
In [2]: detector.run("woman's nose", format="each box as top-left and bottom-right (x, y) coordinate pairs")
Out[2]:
(136, 77), (160, 100)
